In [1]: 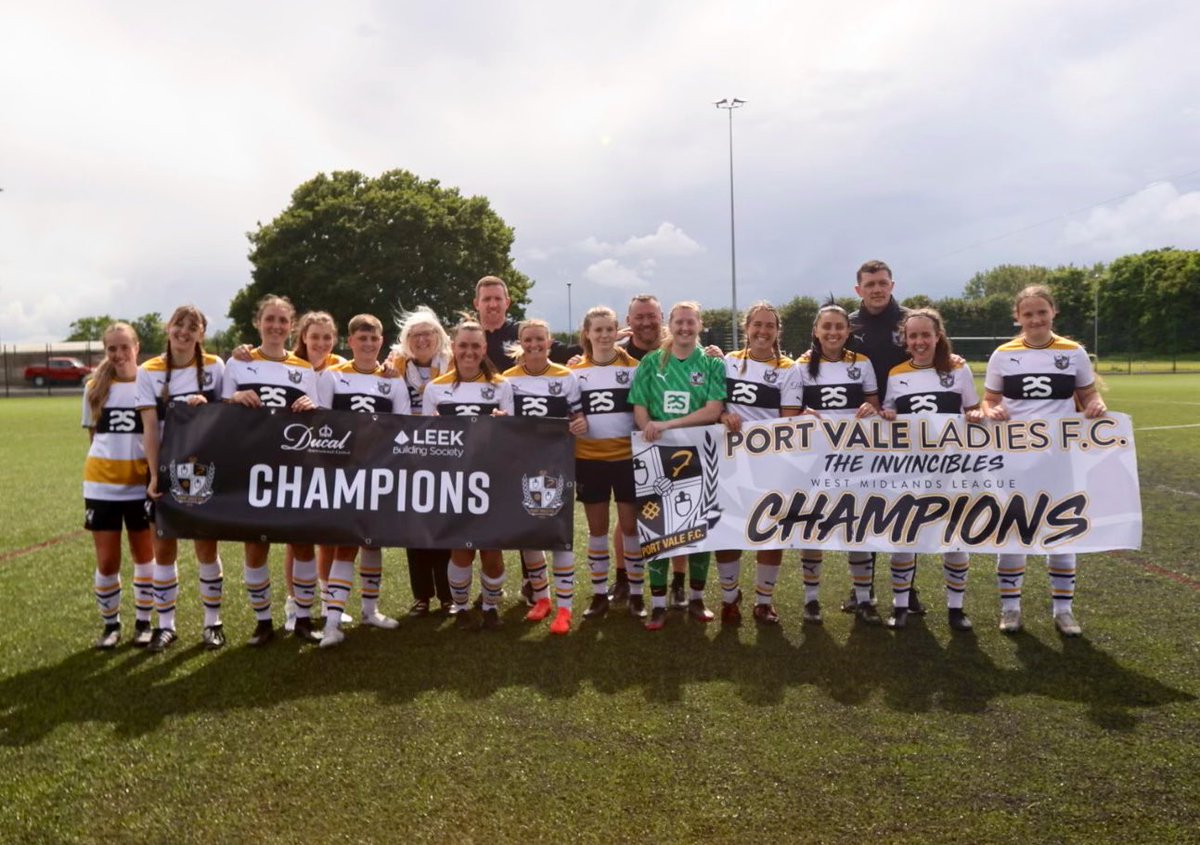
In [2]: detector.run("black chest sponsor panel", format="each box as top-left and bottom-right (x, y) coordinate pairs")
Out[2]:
(436, 401), (500, 417)
(801, 383), (866, 411)
(725, 377), (782, 409)
(333, 393), (395, 414)
(895, 391), (963, 414)
(95, 407), (144, 434)
(1001, 373), (1076, 401)
(580, 387), (632, 415)
(514, 394), (571, 418)
(241, 383), (309, 409)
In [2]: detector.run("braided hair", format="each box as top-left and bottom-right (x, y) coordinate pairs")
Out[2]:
(160, 305), (208, 405)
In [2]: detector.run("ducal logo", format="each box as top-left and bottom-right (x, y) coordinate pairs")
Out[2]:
(281, 422), (353, 455)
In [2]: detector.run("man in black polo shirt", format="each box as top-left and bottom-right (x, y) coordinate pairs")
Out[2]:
(475, 275), (578, 370)
(844, 259), (924, 615)
(848, 259), (910, 397)
(617, 293), (666, 361)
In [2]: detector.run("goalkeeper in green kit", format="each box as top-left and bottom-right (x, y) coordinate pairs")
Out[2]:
(629, 301), (727, 631)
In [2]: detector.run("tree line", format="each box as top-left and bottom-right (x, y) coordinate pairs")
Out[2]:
(62, 169), (1198, 360)
(694, 250), (1199, 359)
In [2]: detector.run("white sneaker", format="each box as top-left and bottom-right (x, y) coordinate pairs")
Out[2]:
(284, 596), (297, 632)
(361, 610), (400, 630)
(1054, 610), (1082, 637)
(320, 604), (354, 627)
(999, 608), (1023, 634)
(318, 624), (345, 648)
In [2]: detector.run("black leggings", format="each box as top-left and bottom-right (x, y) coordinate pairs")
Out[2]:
(407, 548), (451, 604)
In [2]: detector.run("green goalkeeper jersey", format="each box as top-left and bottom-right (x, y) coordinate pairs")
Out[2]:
(629, 347), (727, 422)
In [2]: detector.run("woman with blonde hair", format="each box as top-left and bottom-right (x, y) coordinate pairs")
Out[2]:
(628, 301), (727, 631)
(503, 318), (587, 634)
(83, 322), (155, 649)
(388, 306), (455, 616)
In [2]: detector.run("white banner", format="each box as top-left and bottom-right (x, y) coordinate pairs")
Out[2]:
(632, 413), (1142, 560)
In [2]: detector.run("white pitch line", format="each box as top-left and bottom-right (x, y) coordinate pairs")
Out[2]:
(1125, 400), (1200, 407)
(1135, 423), (1200, 431)
(1151, 484), (1200, 499)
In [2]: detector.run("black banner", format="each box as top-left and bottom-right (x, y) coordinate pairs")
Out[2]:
(156, 403), (574, 549)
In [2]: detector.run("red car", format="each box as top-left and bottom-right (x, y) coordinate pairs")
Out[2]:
(24, 357), (93, 386)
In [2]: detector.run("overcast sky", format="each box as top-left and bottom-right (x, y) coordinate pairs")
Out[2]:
(2, 0), (1198, 343)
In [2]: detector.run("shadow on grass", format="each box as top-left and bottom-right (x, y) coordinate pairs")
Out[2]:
(0, 608), (1192, 747)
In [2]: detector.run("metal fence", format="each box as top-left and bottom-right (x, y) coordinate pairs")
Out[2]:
(3, 334), (1196, 400)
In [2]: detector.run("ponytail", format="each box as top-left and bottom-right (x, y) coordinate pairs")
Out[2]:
(87, 322), (139, 422)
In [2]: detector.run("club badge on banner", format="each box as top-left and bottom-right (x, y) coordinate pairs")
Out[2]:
(632, 413), (1142, 560)
(156, 402), (574, 549)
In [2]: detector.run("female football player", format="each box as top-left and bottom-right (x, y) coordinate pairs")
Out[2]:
(793, 302), (881, 625)
(879, 308), (981, 632)
(981, 286), (1106, 637)
(83, 323), (154, 650)
(714, 302), (805, 626)
(138, 305), (226, 650)
(629, 301), (727, 631)
(571, 306), (646, 621)
(316, 313), (411, 647)
(233, 311), (345, 630)
(221, 295), (320, 646)
(424, 318), (515, 631)
(503, 319), (586, 635)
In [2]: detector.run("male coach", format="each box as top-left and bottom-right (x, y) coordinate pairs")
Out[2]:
(474, 275), (579, 370)
(848, 259), (909, 397)
(845, 259), (924, 615)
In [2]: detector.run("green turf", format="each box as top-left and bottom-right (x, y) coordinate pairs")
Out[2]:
(2, 382), (1199, 844)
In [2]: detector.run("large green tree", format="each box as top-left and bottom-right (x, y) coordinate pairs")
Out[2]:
(962, 264), (1048, 300)
(1102, 248), (1200, 355)
(228, 169), (533, 342)
(67, 312), (165, 354)
(66, 315), (116, 341)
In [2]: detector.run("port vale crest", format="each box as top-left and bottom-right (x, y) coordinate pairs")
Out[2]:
(633, 431), (723, 557)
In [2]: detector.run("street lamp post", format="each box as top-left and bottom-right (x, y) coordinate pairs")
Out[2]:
(715, 97), (745, 350)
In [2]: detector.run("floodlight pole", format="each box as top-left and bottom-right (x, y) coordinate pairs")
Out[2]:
(715, 98), (745, 350)
(567, 281), (573, 332)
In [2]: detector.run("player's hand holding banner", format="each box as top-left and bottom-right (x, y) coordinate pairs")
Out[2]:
(155, 402), (574, 549)
(632, 413), (1141, 560)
